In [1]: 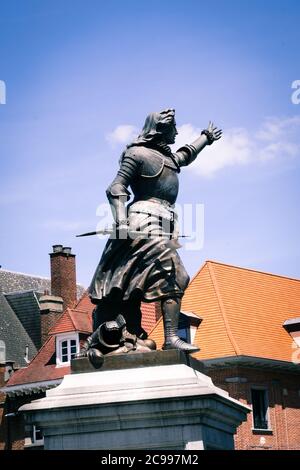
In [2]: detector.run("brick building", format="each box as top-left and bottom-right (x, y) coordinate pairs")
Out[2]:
(0, 245), (85, 450)
(150, 261), (300, 450)
(0, 247), (158, 450)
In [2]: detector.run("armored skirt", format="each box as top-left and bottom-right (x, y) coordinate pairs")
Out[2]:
(89, 199), (190, 305)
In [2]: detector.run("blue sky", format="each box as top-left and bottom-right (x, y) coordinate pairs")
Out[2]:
(0, 0), (300, 287)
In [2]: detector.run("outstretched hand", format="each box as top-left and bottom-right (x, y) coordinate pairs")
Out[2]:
(207, 121), (222, 142)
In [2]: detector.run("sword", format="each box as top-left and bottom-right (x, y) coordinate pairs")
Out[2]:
(76, 228), (189, 238)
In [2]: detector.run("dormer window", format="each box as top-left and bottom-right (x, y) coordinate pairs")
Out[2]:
(283, 317), (300, 347)
(177, 311), (202, 344)
(177, 314), (191, 343)
(56, 333), (79, 366)
(61, 339), (76, 362)
(283, 317), (300, 364)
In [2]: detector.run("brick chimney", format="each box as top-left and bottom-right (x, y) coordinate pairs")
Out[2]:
(50, 245), (77, 310)
(39, 246), (77, 345)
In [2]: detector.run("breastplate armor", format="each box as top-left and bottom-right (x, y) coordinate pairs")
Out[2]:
(128, 146), (180, 204)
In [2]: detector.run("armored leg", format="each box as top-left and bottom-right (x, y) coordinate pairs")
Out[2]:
(122, 298), (148, 339)
(161, 297), (199, 353)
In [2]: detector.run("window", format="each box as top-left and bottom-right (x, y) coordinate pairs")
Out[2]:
(61, 339), (77, 363)
(56, 333), (79, 366)
(0, 340), (5, 363)
(32, 425), (43, 443)
(251, 388), (269, 430)
(177, 314), (191, 343)
(24, 425), (44, 448)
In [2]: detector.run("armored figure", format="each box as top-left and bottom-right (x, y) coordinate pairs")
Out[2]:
(84, 109), (222, 358)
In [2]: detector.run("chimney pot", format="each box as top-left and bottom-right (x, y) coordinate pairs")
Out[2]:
(52, 244), (63, 253)
(62, 246), (72, 255)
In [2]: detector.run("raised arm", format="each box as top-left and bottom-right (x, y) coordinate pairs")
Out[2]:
(174, 121), (222, 167)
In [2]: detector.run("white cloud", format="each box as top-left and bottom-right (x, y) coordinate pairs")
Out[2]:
(172, 123), (200, 150)
(106, 125), (138, 146)
(256, 116), (300, 142)
(173, 125), (253, 177)
(175, 116), (300, 177)
(106, 116), (300, 177)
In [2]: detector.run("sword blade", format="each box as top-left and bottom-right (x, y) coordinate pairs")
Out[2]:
(76, 230), (111, 237)
(76, 228), (189, 238)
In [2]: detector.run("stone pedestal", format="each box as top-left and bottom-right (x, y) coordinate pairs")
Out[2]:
(20, 351), (249, 450)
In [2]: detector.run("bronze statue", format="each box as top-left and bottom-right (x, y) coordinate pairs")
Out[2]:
(78, 109), (222, 361)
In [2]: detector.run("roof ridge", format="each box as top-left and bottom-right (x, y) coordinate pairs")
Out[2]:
(70, 307), (90, 314)
(185, 260), (208, 290)
(0, 269), (50, 280)
(68, 308), (78, 330)
(73, 290), (90, 309)
(207, 262), (241, 356)
(58, 308), (77, 329)
(206, 260), (300, 282)
(0, 269), (86, 287)
(48, 307), (71, 335)
(4, 289), (36, 296)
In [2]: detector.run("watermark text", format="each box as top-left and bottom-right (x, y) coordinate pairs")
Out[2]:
(0, 80), (6, 104)
(94, 201), (205, 251)
(291, 80), (300, 105)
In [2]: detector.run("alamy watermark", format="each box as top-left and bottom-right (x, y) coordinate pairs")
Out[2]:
(291, 80), (300, 105)
(95, 202), (205, 251)
(0, 80), (6, 104)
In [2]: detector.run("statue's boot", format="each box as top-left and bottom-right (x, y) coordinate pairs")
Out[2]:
(161, 298), (199, 353)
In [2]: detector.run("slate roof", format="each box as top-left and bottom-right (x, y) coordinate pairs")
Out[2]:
(0, 269), (85, 299)
(5, 291), (42, 349)
(150, 261), (300, 364)
(0, 269), (85, 368)
(0, 294), (37, 367)
(0, 269), (51, 295)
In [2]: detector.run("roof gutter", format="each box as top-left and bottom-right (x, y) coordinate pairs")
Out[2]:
(1, 379), (62, 397)
(202, 355), (300, 374)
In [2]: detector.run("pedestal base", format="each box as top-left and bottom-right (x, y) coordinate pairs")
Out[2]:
(20, 351), (249, 450)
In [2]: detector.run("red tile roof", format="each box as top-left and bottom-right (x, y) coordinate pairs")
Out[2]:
(49, 308), (92, 335)
(150, 261), (300, 363)
(6, 336), (70, 386)
(5, 291), (159, 388)
(141, 302), (161, 333)
(75, 291), (95, 313)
